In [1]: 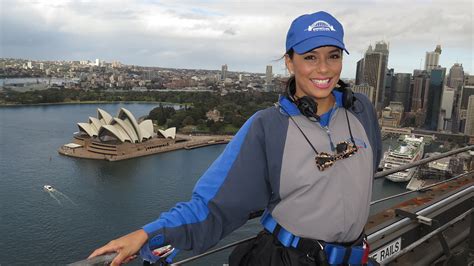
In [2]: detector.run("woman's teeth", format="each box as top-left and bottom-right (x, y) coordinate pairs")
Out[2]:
(311, 79), (330, 85)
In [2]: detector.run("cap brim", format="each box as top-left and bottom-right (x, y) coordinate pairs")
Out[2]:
(292, 36), (349, 55)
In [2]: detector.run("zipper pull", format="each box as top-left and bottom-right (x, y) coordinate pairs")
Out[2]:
(324, 127), (336, 151)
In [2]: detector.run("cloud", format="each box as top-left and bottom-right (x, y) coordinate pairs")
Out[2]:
(1, 0), (472, 77)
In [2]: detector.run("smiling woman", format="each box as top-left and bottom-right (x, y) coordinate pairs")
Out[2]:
(87, 10), (382, 266)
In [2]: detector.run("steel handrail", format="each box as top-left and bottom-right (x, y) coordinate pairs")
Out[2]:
(370, 170), (473, 205)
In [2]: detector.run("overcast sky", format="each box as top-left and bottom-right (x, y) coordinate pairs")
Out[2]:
(1, 0), (472, 78)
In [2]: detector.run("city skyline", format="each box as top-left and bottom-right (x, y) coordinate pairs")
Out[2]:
(1, 0), (472, 78)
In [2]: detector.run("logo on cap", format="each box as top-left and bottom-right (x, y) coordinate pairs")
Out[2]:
(306, 20), (336, 32)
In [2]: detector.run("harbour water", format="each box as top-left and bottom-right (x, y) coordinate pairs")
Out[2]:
(0, 103), (420, 265)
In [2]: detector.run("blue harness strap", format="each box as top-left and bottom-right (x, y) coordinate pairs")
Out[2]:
(261, 212), (367, 265)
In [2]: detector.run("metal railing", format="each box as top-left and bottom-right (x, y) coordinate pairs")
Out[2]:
(70, 145), (474, 265)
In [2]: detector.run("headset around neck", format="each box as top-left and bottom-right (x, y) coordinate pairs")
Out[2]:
(286, 77), (355, 121)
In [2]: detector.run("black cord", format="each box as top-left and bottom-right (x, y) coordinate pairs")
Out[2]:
(344, 108), (356, 144)
(277, 102), (320, 155)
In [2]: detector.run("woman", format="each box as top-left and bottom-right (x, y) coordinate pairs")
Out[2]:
(88, 11), (382, 266)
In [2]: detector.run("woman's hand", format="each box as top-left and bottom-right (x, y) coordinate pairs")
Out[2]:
(88, 229), (149, 266)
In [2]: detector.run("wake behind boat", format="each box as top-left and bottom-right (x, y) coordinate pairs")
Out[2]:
(383, 135), (425, 182)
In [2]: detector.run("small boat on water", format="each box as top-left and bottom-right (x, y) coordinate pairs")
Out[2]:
(383, 135), (425, 182)
(43, 185), (54, 192)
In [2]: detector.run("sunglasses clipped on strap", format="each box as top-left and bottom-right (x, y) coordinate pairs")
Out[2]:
(315, 141), (358, 171)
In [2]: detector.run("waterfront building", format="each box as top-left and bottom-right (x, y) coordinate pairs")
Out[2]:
(77, 108), (154, 143)
(391, 73), (411, 112)
(380, 102), (404, 127)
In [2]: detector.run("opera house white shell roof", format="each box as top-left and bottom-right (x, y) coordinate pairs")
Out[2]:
(77, 108), (167, 143)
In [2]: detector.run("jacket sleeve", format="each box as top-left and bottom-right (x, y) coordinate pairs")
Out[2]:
(141, 111), (271, 257)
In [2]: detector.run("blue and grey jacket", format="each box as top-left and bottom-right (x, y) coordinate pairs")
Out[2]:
(141, 91), (382, 261)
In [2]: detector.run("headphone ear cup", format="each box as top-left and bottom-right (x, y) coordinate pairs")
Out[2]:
(342, 87), (354, 109)
(296, 96), (319, 120)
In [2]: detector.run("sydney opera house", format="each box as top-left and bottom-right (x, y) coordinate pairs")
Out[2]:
(58, 108), (210, 161)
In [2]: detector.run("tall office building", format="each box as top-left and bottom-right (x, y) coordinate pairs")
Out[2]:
(459, 85), (474, 133)
(451, 86), (461, 134)
(465, 75), (474, 86)
(352, 84), (375, 103)
(465, 95), (474, 135)
(384, 68), (395, 107)
(447, 63), (464, 89)
(265, 65), (273, 85)
(424, 45), (442, 71)
(439, 86), (455, 131)
(264, 65), (273, 92)
(355, 58), (365, 85)
(362, 41), (389, 111)
(391, 73), (412, 112)
(460, 85), (474, 110)
(221, 64), (228, 81)
(411, 70), (430, 112)
(424, 67), (446, 130)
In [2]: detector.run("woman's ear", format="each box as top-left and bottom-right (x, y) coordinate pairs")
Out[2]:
(285, 54), (294, 75)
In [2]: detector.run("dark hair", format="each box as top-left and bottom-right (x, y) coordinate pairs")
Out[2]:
(283, 49), (295, 98)
(286, 49), (295, 59)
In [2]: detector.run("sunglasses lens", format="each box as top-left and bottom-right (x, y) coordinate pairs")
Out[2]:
(336, 142), (348, 153)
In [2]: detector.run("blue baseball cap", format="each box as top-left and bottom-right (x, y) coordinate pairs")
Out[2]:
(286, 11), (349, 55)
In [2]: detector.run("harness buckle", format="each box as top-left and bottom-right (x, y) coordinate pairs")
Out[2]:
(306, 240), (327, 264)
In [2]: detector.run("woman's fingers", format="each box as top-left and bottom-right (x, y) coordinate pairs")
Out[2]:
(88, 241), (118, 259)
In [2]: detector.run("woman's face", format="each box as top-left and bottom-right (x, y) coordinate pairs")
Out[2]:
(286, 46), (342, 101)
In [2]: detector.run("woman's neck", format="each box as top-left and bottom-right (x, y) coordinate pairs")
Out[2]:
(314, 93), (335, 116)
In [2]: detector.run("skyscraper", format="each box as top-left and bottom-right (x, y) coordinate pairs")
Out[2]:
(265, 65), (273, 92)
(451, 86), (461, 134)
(465, 95), (474, 135)
(384, 68), (395, 107)
(221, 64), (228, 81)
(362, 41), (389, 111)
(459, 85), (474, 133)
(391, 73), (412, 112)
(265, 65), (273, 85)
(440, 86), (455, 131)
(355, 58), (364, 85)
(424, 67), (446, 130)
(352, 84), (375, 103)
(424, 45), (441, 71)
(447, 63), (464, 89)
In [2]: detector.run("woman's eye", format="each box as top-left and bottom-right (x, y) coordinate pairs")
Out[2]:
(330, 54), (341, 59)
(304, 55), (317, 60)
